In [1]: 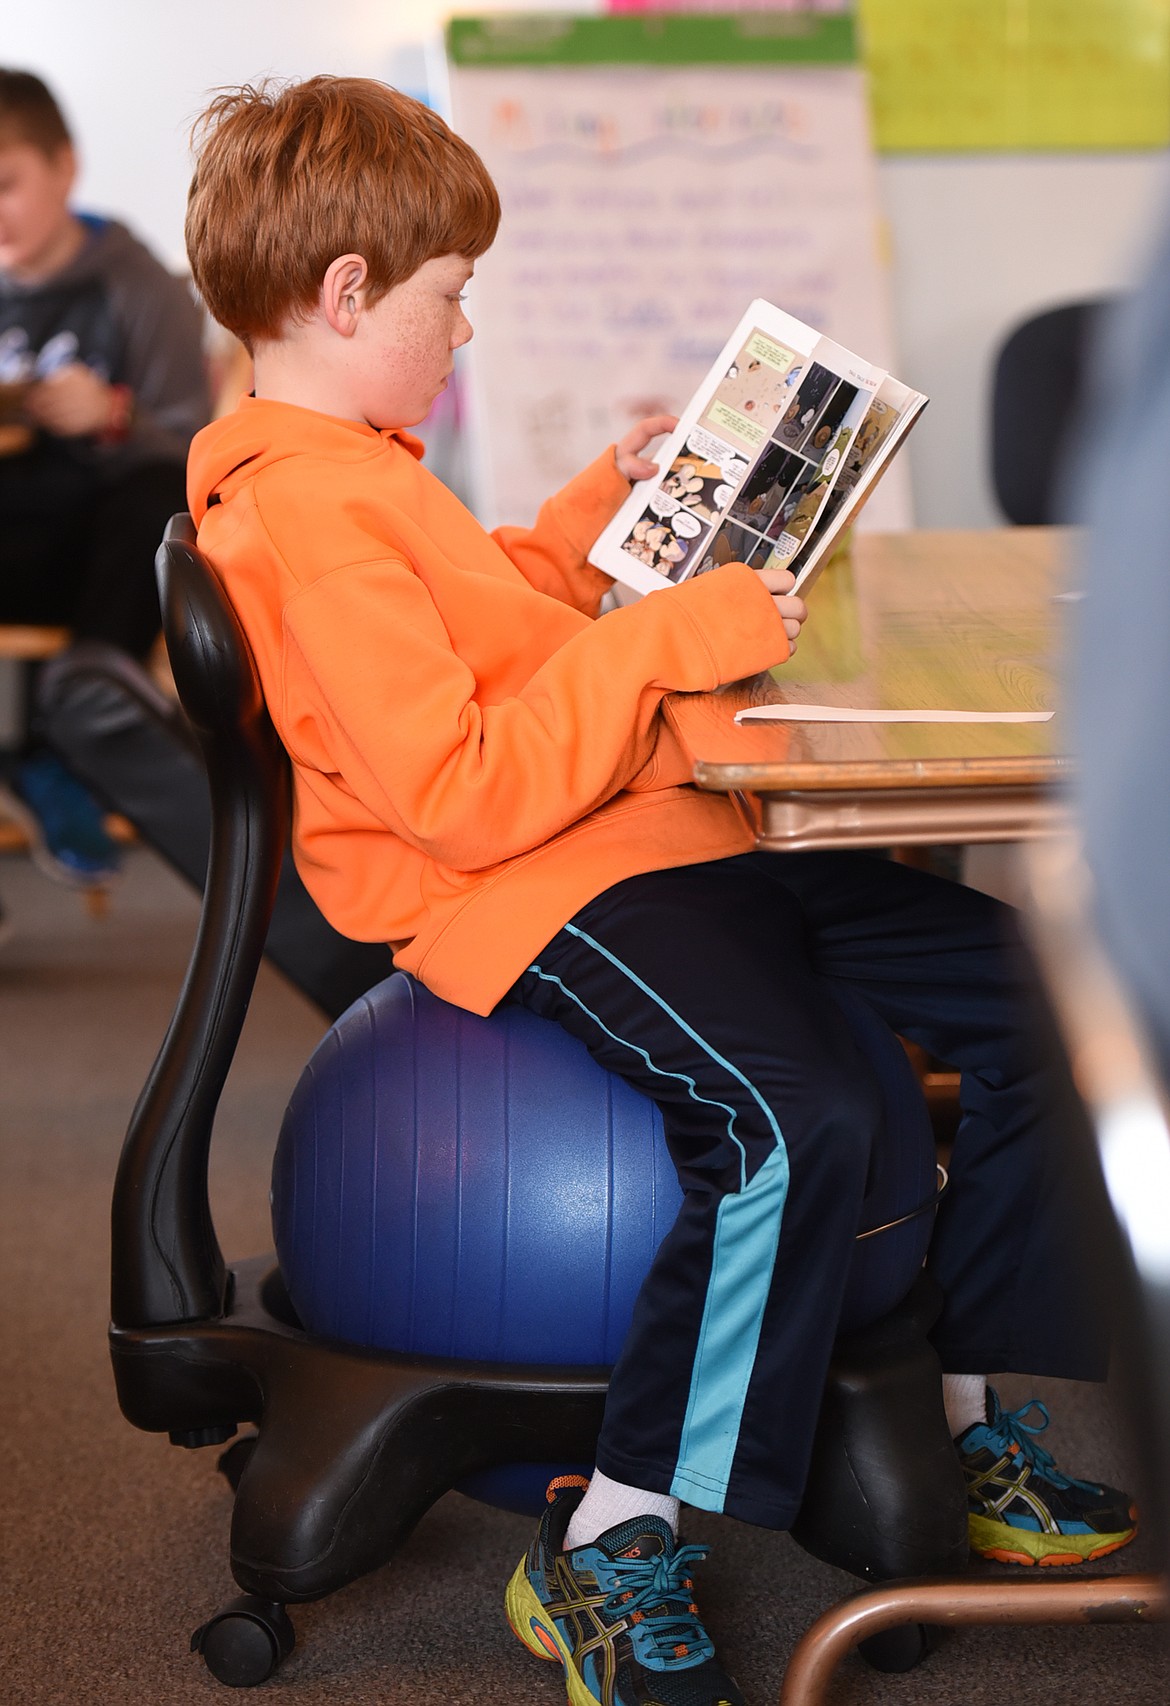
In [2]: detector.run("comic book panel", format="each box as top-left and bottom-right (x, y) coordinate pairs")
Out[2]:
(619, 498), (711, 583)
(772, 363), (842, 453)
(834, 395), (899, 499)
(746, 535), (778, 570)
(768, 478), (833, 559)
(659, 427), (751, 526)
(698, 330), (803, 454)
(691, 519), (769, 578)
(797, 379), (859, 457)
(727, 441), (807, 531)
(791, 407), (899, 561)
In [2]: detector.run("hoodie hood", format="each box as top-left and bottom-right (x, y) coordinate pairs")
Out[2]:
(187, 395), (425, 525)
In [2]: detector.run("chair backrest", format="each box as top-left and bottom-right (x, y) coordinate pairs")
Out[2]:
(990, 298), (1109, 526)
(110, 514), (290, 1329)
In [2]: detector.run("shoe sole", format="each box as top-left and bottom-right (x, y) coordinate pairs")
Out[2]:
(505, 1556), (601, 1706)
(969, 1512), (1138, 1566)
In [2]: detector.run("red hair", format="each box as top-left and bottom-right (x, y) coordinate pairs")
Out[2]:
(186, 76), (499, 350)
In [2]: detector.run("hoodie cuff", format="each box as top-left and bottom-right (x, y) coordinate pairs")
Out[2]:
(665, 561), (791, 684)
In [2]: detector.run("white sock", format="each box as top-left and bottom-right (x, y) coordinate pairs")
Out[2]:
(564, 1468), (680, 1551)
(943, 1373), (989, 1439)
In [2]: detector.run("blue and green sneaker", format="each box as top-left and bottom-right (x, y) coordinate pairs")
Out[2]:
(505, 1477), (745, 1706)
(957, 1388), (1137, 1566)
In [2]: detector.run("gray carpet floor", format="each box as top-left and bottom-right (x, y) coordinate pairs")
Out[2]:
(1, 846), (1167, 1705)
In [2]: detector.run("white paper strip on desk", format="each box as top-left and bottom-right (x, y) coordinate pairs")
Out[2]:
(735, 705), (1054, 724)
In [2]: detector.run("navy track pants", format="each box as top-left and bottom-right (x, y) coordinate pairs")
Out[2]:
(506, 851), (1103, 1531)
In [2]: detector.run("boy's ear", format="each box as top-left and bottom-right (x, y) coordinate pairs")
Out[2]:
(321, 254), (370, 337)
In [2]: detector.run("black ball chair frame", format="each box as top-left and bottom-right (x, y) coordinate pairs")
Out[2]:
(109, 517), (967, 1688)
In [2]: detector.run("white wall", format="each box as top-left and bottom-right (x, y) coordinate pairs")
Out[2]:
(881, 151), (1169, 526)
(3, 1), (569, 269)
(6, 2), (1168, 527)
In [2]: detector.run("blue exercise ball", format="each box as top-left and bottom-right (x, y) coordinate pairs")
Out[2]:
(271, 972), (937, 1514)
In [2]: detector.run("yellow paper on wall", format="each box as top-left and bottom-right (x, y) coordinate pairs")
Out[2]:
(860, 0), (1170, 151)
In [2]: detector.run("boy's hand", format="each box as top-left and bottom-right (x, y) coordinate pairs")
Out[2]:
(25, 364), (116, 438)
(615, 413), (678, 483)
(758, 565), (808, 655)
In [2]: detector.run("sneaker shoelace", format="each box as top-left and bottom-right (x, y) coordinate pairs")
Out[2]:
(982, 1399), (1097, 1494)
(602, 1544), (715, 1667)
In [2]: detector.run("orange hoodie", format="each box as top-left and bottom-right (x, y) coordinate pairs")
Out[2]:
(187, 398), (790, 1014)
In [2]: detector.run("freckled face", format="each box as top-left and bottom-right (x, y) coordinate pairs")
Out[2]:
(352, 254), (474, 429)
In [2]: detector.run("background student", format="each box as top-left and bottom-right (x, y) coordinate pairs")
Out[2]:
(0, 68), (209, 884)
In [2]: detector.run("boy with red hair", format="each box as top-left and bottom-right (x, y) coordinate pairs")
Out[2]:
(184, 75), (1134, 1706)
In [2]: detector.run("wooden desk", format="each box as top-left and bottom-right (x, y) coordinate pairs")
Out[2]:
(676, 527), (1071, 851)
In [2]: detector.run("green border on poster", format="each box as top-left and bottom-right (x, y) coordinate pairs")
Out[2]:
(446, 13), (857, 68)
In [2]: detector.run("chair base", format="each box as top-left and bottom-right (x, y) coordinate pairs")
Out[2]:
(112, 1262), (967, 1679)
(110, 1254), (610, 1603)
(792, 1273), (970, 1585)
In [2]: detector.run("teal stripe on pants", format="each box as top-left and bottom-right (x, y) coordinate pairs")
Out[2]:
(557, 923), (792, 1508)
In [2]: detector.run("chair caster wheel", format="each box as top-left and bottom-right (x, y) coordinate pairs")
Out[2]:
(192, 1595), (295, 1686)
(858, 1620), (939, 1673)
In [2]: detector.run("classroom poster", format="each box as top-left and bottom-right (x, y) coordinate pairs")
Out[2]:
(445, 13), (908, 531)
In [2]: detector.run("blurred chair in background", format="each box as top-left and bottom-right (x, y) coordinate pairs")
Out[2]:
(965, 293), (1114, 909)
(989, 297), (1111, 527)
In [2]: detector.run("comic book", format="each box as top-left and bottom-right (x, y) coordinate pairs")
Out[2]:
(588, 299), (927, 598)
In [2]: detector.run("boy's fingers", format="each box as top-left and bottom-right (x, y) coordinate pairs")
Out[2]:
(631, 411), (678, 440)
(618, 412), (678, 453)
(757, 566), (797, 595)
(633, 411), (678, 440)
(770, 595), (807, 627)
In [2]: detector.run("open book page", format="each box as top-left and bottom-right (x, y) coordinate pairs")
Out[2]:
(589, 299), (924, 600)
(738, 337), (883, 578)
(781, 376), (929, 596)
